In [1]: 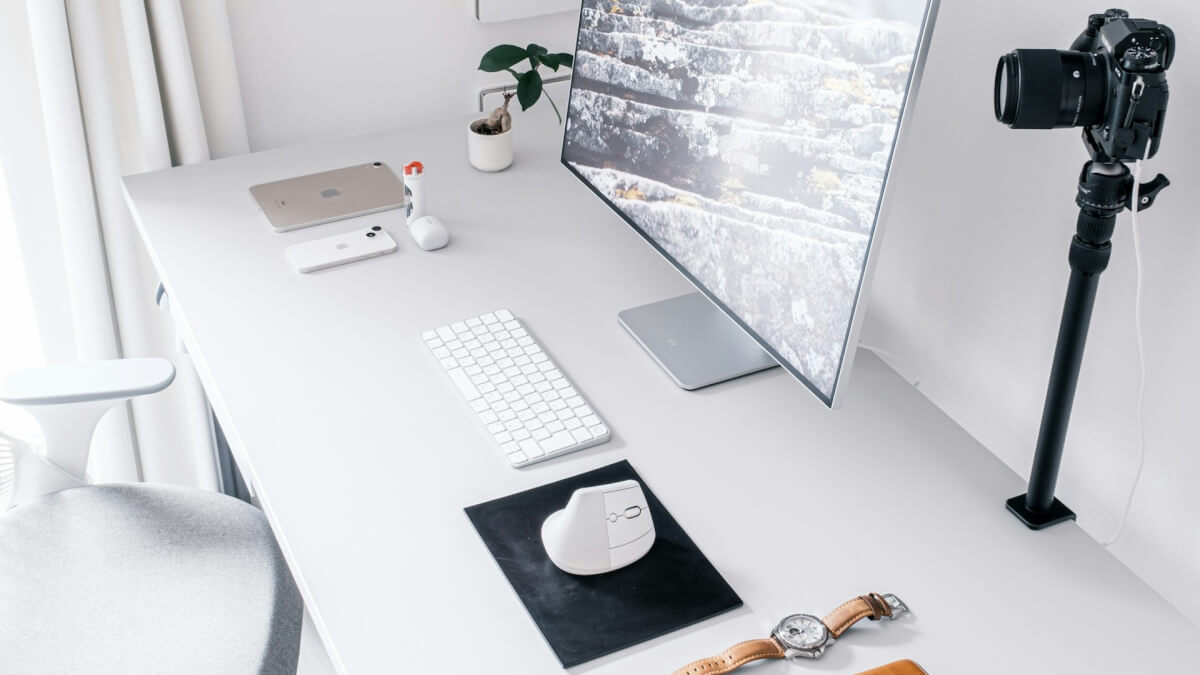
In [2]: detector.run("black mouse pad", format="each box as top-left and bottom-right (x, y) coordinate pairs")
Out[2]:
(464, 460), (742, 668)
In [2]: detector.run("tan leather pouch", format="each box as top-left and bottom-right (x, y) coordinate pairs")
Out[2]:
(856, 660), (928, 675)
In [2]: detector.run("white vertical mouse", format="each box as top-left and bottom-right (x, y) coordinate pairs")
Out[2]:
(541, 479), (656, 575)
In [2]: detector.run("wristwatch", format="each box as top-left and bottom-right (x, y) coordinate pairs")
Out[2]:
(671, 592), (909, 675)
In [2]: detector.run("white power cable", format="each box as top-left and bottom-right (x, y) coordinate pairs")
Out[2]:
(1103, 143), (1153, 547)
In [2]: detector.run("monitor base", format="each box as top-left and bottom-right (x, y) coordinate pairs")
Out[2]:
(618, 293), (778, 390)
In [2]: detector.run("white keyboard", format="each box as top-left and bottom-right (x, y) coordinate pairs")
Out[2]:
(423, 309), (611, 467)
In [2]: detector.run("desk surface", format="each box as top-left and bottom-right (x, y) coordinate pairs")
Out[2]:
(124, 116), (1197, 674)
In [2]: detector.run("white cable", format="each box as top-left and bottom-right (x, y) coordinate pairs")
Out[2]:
(1103, 143), (1152, 547)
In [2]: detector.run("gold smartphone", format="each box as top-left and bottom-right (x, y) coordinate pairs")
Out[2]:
(249, 161), (406, 232)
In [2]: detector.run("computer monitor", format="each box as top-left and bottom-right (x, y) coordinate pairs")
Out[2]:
(561, 0), (938, 407)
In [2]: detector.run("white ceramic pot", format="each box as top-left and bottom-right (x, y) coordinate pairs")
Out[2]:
(467, 120), (514, 172)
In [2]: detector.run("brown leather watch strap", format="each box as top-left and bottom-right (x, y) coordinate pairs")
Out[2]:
(670, 638), (787, 675)
(822, 592), (893, 638)
(856, 659), (928, 675)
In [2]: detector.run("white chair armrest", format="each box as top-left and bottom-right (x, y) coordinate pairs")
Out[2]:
(0, 358), (175, 406)
(0, 358), (176, 505)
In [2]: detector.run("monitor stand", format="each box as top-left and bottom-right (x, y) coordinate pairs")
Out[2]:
(618, 293), (778, 390)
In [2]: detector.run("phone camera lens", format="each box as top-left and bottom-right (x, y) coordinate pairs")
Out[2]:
(372, 162), (382, 167)
(372, 226), (382, 231)
(366, 232), (376, 237)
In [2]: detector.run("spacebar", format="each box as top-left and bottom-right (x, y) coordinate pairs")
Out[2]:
(447, 368), (481, 400)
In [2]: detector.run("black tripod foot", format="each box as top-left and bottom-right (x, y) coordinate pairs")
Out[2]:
(1006, 494), (1076, 530)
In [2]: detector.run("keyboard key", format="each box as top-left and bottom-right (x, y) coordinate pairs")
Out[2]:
(495, 431), (512, 444)
(541, 431), (576, 453)
(448, 368), (479, 399)
(564, 418), (582, 430)
(482, 312), (498, 324)
(565, 396), (584, 408)
(470, 399), (489, 413)
(508, 451), (527, 465)
(422, 330), (437, 341)
(582, 415), (600, 427)
(533, 428), (550, 440)
(437, 326), (455, 341)
(433, 347), (450, 359)
(479, 411), (499, 424)
(588, 424), (608, 437)
(520, 439), (544, 458)
(451, 321), (468, 333)
(467, 317), (482, 327)
(571, 428), (592, 443)
(500, 442), (519, 454)
(496, 309), (514, 321)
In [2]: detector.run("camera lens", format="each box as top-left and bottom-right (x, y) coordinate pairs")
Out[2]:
(372, 226), (381, 231)
(372, 162), (382, 167)
(366, 232), (376, 237)
(994, 49), (1107, 129)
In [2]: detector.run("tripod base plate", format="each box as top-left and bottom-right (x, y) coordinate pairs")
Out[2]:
(1006, 494), (1076, 530)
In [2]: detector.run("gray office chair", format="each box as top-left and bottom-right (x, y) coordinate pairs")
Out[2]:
(0, 358), (302, 674)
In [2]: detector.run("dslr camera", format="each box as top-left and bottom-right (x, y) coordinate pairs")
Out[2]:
(994, 9), (1174, 163)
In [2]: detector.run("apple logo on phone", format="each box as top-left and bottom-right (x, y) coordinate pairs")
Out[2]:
(320, 188), (341, 199)
(336, 243), (349, 250)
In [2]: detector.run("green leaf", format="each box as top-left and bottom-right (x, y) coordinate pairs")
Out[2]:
(526, 44), (549, 70)
(537, 53), (561, 71)
(556, 52), (574, 68)
(516, 69), (543, 111)
(479, 44), (529, 72)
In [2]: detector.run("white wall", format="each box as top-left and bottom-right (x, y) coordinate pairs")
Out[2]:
(863, 0), (1200, 623)
(224, 0), (580, 150)
(222, 0), (1200, 623)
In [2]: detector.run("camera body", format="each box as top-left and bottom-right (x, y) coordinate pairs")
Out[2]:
(995, 9), (1174, 163)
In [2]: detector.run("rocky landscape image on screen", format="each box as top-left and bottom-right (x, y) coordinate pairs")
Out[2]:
(563, 0), (927, 398)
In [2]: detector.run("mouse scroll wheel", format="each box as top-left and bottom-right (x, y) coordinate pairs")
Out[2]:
(623, 506), (642, 519)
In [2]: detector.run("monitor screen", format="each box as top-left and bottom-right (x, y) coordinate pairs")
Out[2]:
(561, 0), (936, 406)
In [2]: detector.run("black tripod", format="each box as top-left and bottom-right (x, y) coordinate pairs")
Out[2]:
(1006, 159), (1169, 529)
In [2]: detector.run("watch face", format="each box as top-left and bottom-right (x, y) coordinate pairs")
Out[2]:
(774, 614), (828, 650)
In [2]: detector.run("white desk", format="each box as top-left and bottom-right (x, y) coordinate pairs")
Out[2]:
(124, 116), (1197, 674)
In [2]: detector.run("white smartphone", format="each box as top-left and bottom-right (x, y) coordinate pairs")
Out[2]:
(285, 226), (398, 274)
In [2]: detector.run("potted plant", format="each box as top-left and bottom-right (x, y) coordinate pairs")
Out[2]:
(468, 43), (574, 172)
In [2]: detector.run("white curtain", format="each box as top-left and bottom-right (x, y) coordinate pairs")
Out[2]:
(19, 0), (250, 491)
